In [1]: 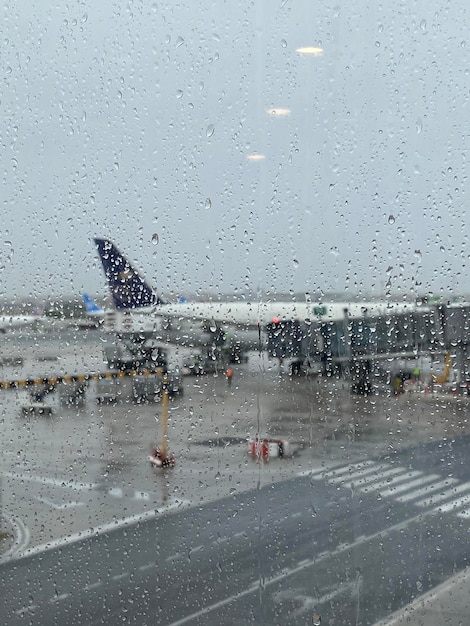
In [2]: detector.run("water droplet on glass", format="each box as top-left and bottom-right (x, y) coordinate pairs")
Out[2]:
(176, 89), (183, 99)
(281, 39), (287, 48)
(414, 250), (422, 260)
(205, 198), (212, 209)
(176, 36), (184, 48)
(388, 215), (395, 224)
(416, 118), (422, 134)
(206, 124), (215, 138)
(152, 233), (159, 245)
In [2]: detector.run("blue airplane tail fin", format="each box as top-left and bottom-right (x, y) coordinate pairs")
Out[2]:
(93, 238), (162, 309)
(82, 293), (103, 315)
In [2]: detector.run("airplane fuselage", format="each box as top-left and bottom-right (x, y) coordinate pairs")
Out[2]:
(140, 300), (426, 327)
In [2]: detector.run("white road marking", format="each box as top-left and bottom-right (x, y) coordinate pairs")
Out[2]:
(306, 460), (470, 518)
(11, 499), (190, 562)
(414, 481), (470, 508)
(166, 502), (447, 626)
(134, 491), (150, 500)
(138, 563), (155, 571)
(436, 492), (470, 514)
(0, 511), (31, 562)
(395, 477), (458, 502)
(35, 496), (85, 510)
(320, 459), (375, 478)
(331, 466), (411, 488)
(358, 470), (422, 494)
(1, 470), (97, 491)
(49, 593), (70, 603)
(297, 464), (344, 478)
(381, 474), (440, 498)
(14, 604), (38, 616)
(84, 581), (102, 591)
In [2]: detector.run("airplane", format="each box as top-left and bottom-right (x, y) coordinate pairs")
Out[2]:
(0, 303), (44, 333)
(82, 293), (104, 318)
(93, 238), (428, 336)
(64, 294), (105, 331)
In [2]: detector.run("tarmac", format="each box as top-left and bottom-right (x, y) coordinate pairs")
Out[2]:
(1, 329), (470, 624)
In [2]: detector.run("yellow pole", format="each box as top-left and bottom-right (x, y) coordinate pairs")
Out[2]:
(161, 375), (169, 460)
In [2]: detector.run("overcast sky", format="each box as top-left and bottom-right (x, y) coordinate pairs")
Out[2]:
(1, 0), (470, 302)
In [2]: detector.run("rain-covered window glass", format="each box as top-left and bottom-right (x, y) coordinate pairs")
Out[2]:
(2, 1), (470, 624)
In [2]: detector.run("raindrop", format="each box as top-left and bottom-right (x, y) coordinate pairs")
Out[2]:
(414, 250), (422, 260)
(388, 215), (395, 224)
(420, 19), (427, 32)
(176, 36), (184, 48)
(293, 259), (299, 267)
(206, 124), (215, 138)
(281, 39), (287, 48)
(152, 233), (159, 245)
(205, 198), (212, 209)
(113, 162), (119, 171)
(176, 89), (183, 99)
(415, 118), (422, 134)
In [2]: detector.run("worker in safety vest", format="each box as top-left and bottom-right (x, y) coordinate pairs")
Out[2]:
(226, 367), (233, 386)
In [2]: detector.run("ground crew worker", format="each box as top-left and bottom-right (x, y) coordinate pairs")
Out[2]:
(226, 367), (233, 386)
(392, 374), (402, 396)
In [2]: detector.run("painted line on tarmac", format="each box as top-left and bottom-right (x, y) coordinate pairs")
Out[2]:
(2, 470), (97, 491)
(35, 496), (86, 510)
(166, 498), (467, 626)
(7, 499), (190, 563)
(0, 511), (31, 562)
